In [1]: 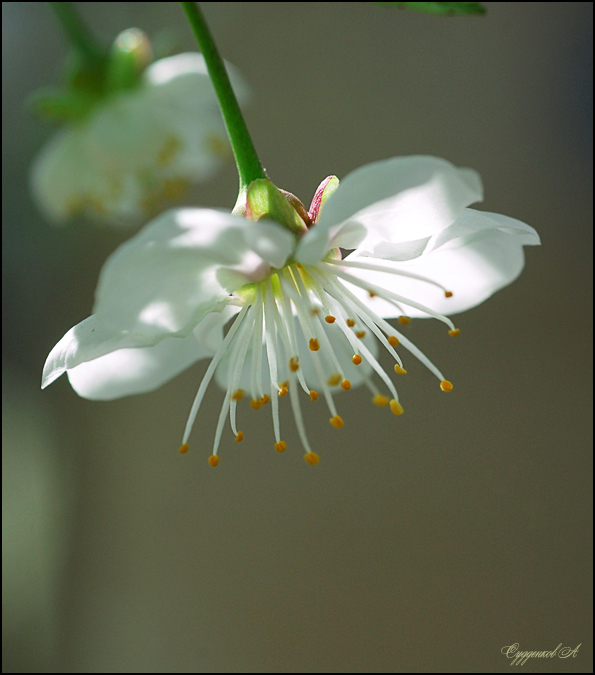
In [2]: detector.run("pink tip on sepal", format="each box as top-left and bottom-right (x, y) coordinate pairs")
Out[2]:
(308, 175), (339, 224)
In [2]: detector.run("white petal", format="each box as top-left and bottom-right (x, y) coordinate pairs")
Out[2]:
(43, 306), (237, 400)
(362, 236), (432, 262)
(426, 208), (540, 253)
(67, 331), (206, 400)
(244, 222), (297, 270)
(196, 304), (241, 352)
(142, 54), (249, 182)
(30, 126), (95, 223)
(342, 211), (539, 318)
(312, 156), (483, 260)
(93, 209), (295, 337)
(67, 308), (236, 400)
(144, 52), (211, 84)
(42, 315), (162, 390)
(296, 220), (366, 265)
(31, 91), (193, 224)
(144, 52), (249, 104)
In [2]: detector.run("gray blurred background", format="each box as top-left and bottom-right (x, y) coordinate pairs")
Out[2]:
(2, 2), (593, 672)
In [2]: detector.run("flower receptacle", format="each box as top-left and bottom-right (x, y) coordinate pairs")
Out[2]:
(238, 178), (308, 236)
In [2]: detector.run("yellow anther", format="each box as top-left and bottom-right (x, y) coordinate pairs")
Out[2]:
(261, 394), (270, 405)
(355, 330), (366, 339)
(311, 307), (320, 316)
(440, 380), (454, 392)
(274, 441), (287, 453)
(289, 357), (300, 372)
(235, 431), (244, 442)
(304, 452), (320, 465)
(296, 263), (303, 269)
(388, 336), (399, 347)
(310, 390), (319, 401)
(179, 443), (189, 454)
(399, 316), (411, 325)
(369, 290), (376, 298)
(309, 338), (320, 351)
(157, 135), (182, 167)
(341, 379), (352, 391)
(328, 373), (342, 386)
(352, 354), (363, 365)
(208, 455), (219, 467)
(325, 315), (336, 324)
(231, 388), (244, 401)
(390, 400), (404, 416)
(278, 386), (289, 397)
(330, 415), (344, 428)
(394, 364), (407, 375)
(163, 177), (190, 201)
(373, 394), (390, 407)
(250, 399), (262, 410)
(205, 134), (230, 159)
(448, 328), (461, 337)
(444, 290), (453, 298)
(346, 319), (356, 327)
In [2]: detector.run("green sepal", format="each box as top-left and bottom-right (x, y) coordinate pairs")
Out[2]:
(63, 50), (109, 96)
(27, 87), (100, 123)
(317, 176), (340, 216)
(373, 2), (485, 15)
(244, 179), (307, 235)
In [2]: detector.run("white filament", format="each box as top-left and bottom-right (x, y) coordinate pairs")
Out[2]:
(327, 257), (450, 294)
(324, 263), (456, 331)
(182, 303), (250, 445)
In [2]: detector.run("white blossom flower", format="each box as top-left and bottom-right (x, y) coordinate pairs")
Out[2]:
(42, 156), (539, 465)
(31, 52), (247, 225)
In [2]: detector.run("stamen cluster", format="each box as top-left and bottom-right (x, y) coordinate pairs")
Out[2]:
(181, 259), (457, 465)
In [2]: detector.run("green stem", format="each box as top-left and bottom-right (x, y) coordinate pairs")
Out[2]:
(180, 2), (266, 190)
(49, 2), (102, 62)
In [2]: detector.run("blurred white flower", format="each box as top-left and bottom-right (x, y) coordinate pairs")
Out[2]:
(31, 52), (247, 226)
(42, 156), (539, 465)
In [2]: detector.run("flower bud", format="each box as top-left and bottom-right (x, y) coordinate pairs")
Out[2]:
(106, 28), (153, 92)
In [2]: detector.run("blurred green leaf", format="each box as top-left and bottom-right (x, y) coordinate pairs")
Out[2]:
(373, 2), (486, 15)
